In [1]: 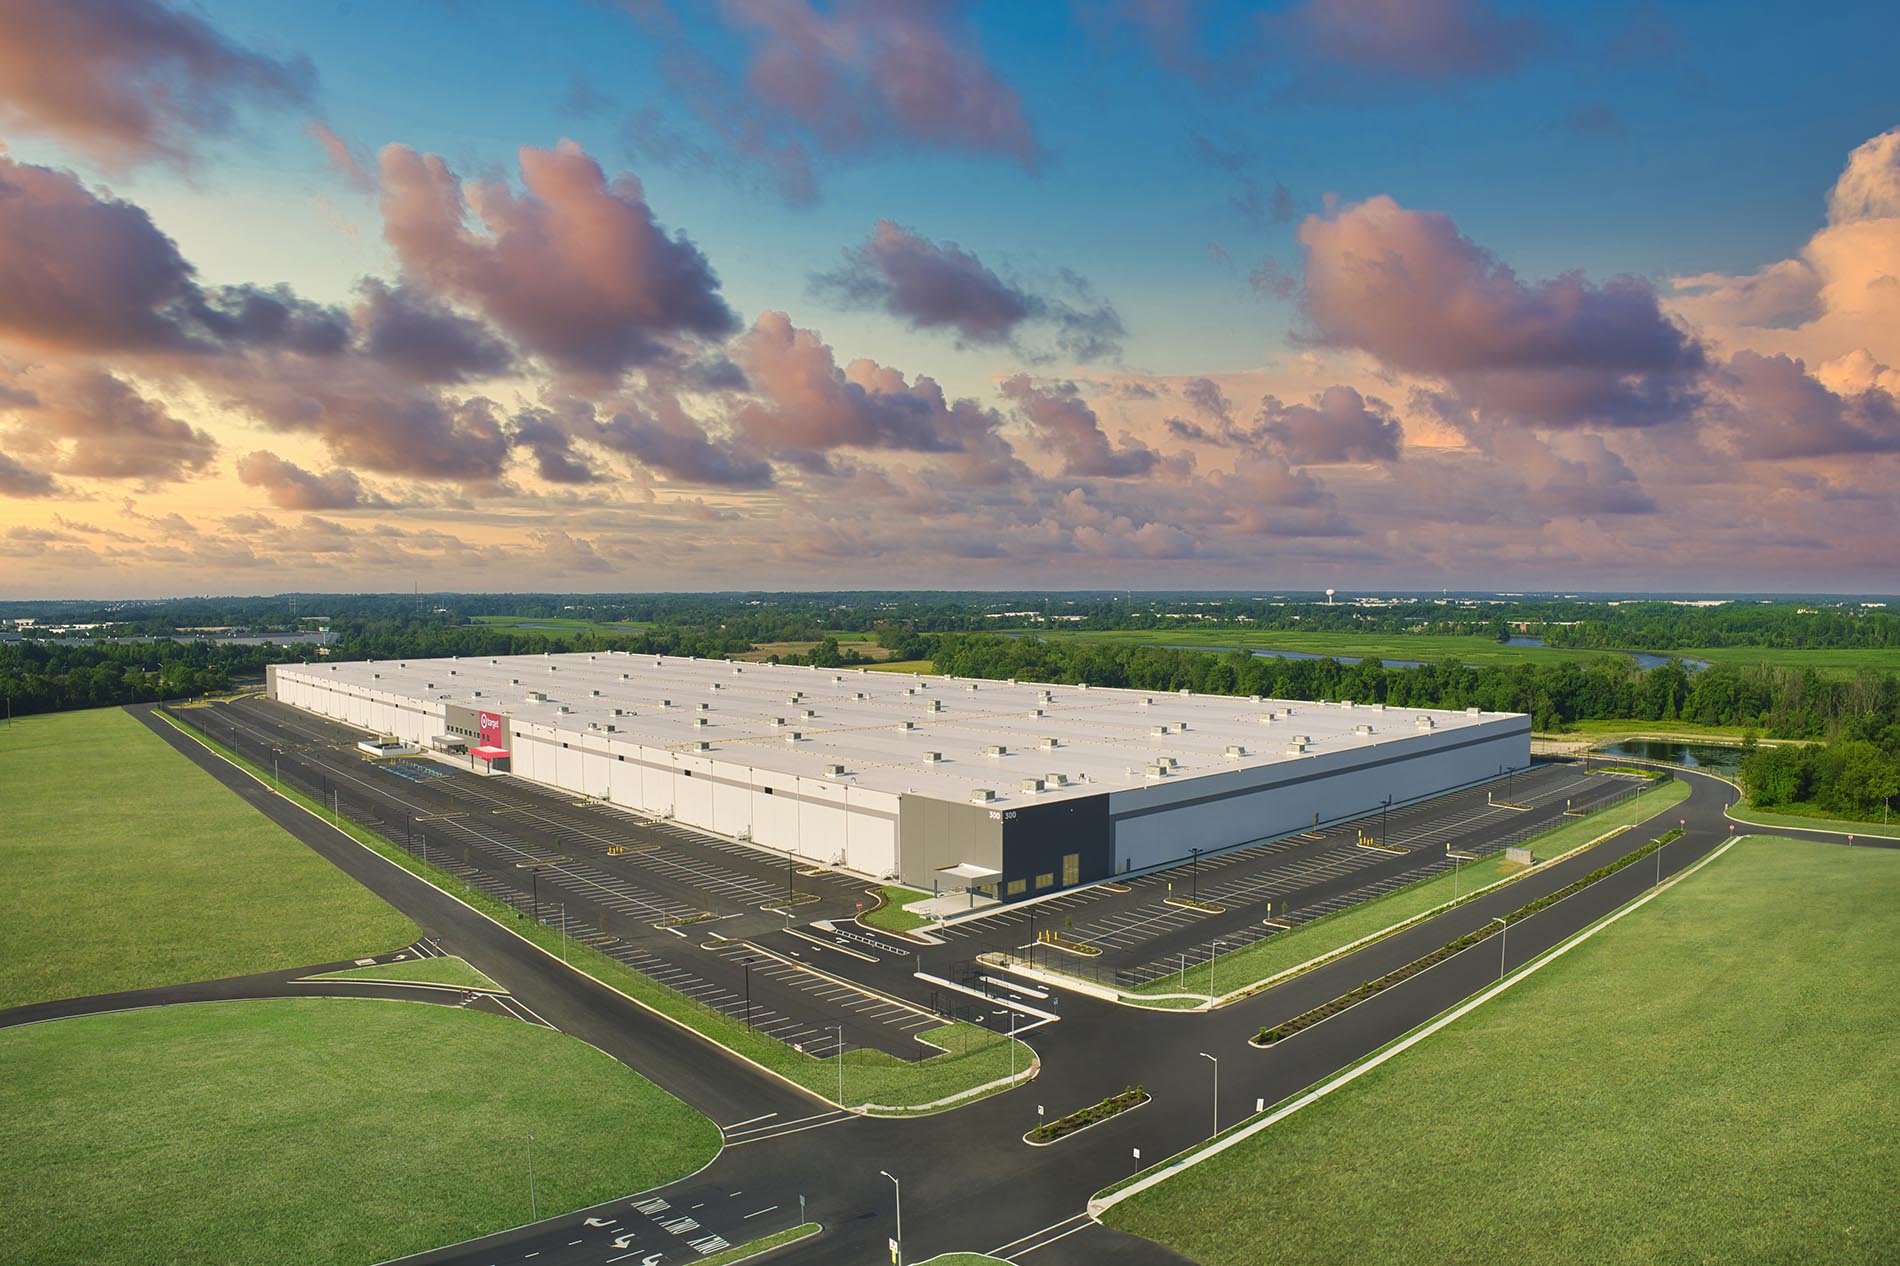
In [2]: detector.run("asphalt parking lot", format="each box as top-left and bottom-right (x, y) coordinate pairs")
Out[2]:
(174, 696), (957, 1058)
(927, 761), (1643, 987)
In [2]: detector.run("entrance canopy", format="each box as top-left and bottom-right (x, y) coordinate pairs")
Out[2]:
(471, 744), (510, 761)
(937, 862), (1001, 880)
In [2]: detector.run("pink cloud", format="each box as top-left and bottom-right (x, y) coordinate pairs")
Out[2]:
(721, 0), (1041, 168)
(999, 374), (1159, 477)
(1266, 0), (1547, 84)
(1299, 194), (1704, 426)
(307, 119), (374, 192)
(236, 451), (389, 509)
(1, 366), (215, 484)
(0, 0), (312, 168)
(378, 140), (736, 377)
(1257, 386), (1403, 463)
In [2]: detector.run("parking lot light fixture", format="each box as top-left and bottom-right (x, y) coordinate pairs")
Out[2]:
(1199, 1051), (1219, 1136)
(1491, 916), (1507, 980)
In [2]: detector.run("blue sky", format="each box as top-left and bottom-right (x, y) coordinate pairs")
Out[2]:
(0, 1), (1896, 594)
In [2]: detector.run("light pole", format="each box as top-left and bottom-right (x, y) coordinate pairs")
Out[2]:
(744, 961), (752, 1030)
(561, 901), (567, 962)
(1199, 1051), (1219, 1136)
(1209, 939), (1224, 998)
(1191, 847), (1203, 903)
(879, 1170), (902, 1266)
(1491, 916), (1507, 981)
(527, 1132), (538, 1219)
(1382, 795), (1391, 849)
(835, 1023), (845, 1105)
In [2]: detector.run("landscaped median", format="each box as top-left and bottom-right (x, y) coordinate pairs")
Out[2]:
(1253, 827), (1683, 1047)
(154, 710), (1034, 1115)
(1024, 1085), (1148, 1145)
(860, 883), (934, 934)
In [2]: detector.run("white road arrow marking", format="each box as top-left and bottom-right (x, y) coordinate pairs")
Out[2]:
(585, 1216), (617, 1227)
(611, 1232), (639, 1249)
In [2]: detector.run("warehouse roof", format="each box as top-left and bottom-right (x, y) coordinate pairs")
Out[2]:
(279, 652), (1524, 806)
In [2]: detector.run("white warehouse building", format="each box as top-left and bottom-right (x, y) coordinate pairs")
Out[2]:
(267, 653), (1529, 900)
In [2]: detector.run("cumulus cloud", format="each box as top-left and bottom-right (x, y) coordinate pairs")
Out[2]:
(1670, 128), (1900, 367)
(813, 221), (1124, 360)
(594, 400), (774, 488)
(1257, 386), (1403, 463)
(1300, 194), (1705, 426)
(732, 311), (1015, 473)
(721, 0), (1041, 169)
(1716, 351), (1900, 460)
(378, 140), (736, 377)
(1, 367), (215, 483)
(0, 0), (313, 168)
(0, 154), (352, 357)
(353, 279), (515, 383)
(0, 447), (56, 497)
(999, 375), (1159, 477)
(236, 450), (390, 509)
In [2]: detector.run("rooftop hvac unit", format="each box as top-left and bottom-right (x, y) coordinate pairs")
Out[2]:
(1285, 742), (1307, 755)
(1077, 682), (1089, 690)
(1225, 745), (1246, 759)
(710, 682), (722, 691)
(1031, 708), (1044, 717)
(658, 698), (672, 708)
(1040, 736), (1059, 749)
(853, 692), (867, 700)
(1249, 694), (1262, 703)
(590, 689), (601, 697)
(824, 764), (845, 778)
(985, 744), (1008, 756)
(424, 682), (433, 689)
(697, 702), (710, 711)
(897, 720), (916, 731)
(398, 662), (406, 668)
(1354, 724), (1374, 736)
(1466, 706), (1482, 715)
(693, 740), (710, 752)
(604, 724), (616, 733)
(612, 708), (625, 716)
(802, 708), (816, 718)
(526, 690), (546, 702)
(1146, 763), (1170, 778)
(1177, 721), (1191, 731)
(1048, 772), (1070, 787)
(923, 751), (942, 763)
(693, 717), (708, 728)
(970, 788), (996, 802)
(620, 673), (631, 680)
(1291, 734), (1310, 744)
(1150, 725), (1170, 736)
(1416, 715), (1436, 729)
(1007, 678), (1018, 684)
(927, 700), (943, 712)
(785, 731), (802, 743)
(372, 672), (380, 679)
(1373, 703), (1387, 711)
(557, 705), (571, 714)
(1140, 697), (1153, 707)
(904, 687), (916, 695)
(967, 683), (980, 691)
(1022, 777), (1044, 793)
(732, 665), (743, 674)
(771, 717), (787, 727)
(472, 691), (482, 698)
(510, 677), (520, 685)
(1284, 706), (1297, 715)
(448, 669), (457, 676)
(1179, 688), (1192, 696)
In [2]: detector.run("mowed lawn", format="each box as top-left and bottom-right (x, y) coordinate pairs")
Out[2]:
(1106, 837), (1899, 1265)
(0, 998), (720, 1266)
(0, 708), (416, 1008)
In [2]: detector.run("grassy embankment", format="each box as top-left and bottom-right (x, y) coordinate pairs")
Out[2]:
(0, 707), (417, 1009)
(156, 710), (1033, 1113)
(1726, 803), (1900, 838)
(1121, 779), (1690, 1001)
(1104, 836), (1900, 1265)
(865, 659), (937, 674)
(694, 1224), (821, 1265)
(312, 956), (500, 989)
(0, 998), (718, 1266)
(862, 884), (934, 933)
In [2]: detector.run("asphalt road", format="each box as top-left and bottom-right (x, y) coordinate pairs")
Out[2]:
(106, 704), (1886, 1266)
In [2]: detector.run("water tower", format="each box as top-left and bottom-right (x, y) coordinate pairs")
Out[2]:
(1325, 588), (1336, 605)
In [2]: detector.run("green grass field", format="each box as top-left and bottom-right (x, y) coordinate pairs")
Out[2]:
(1119, 779), (1689, 1000)
(1672, 644), (1900, 675)
(863, 884), (933, 933)
(157, 714), (1033, 1112)
(312, 956), (499, 989)
(1727, 803), (1900, 838)
(865, 658), (936, 674)
(0, 997), (718, 1266)
(470, 615), (652, 638)
(1105, 836), (1900, 1265)
(0, 708), (417, 1009)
